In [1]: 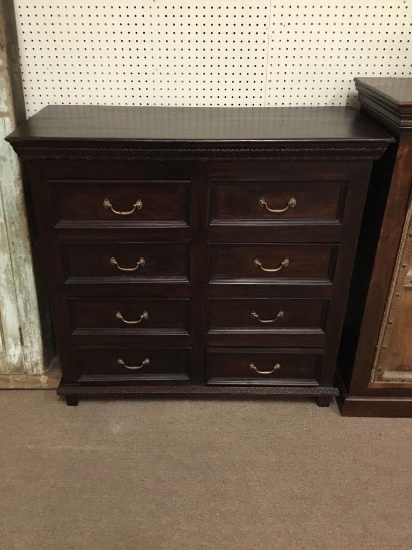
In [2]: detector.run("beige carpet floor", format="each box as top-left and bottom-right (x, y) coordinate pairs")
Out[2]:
(0, 391), (411, 550)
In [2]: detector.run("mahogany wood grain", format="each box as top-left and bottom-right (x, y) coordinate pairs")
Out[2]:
(207, 297), (327, 347)
(207, 348), (322, 384)
(208, 298), (327, 330)
(52, 179), (189, 227)
(211, 180), (346, 224)
(207, 333), (325, 349)
(338, 396), (412, 417)
(209, 244), (337, 282)
(338, 78), (412, 416)
(68, 298), (190, 334)
(77, 348), (190, 383)
(6, 105), (393, 143)
(62, 242), (189, 281)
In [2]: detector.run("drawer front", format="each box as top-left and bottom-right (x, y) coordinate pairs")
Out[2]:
(78, 348), (190, 382)
(207, 349), (321, 383)
(63, 243), (189, 281)
(211, 180), (346, 224)
(69, 298), (190, 333)
(210, 244), (337, 281)
(51, 180), (189, 225)
(209, 299), (327, 331)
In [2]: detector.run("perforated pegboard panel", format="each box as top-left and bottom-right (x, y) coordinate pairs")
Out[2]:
(15, 1), (412, 117)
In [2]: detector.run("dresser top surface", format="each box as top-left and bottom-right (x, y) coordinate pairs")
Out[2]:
(355, 77), (412, 107)
(7, 105), (392, 143)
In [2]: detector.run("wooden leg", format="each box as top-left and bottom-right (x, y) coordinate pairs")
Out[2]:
(65, 395), (79, 407)
(317, 396), (333, 408)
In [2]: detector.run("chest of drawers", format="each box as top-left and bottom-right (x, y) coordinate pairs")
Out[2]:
(6, 105), (392, 406)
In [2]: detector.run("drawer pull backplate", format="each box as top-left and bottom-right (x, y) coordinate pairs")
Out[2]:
(117, 357), (150, 370)
(116, 310), (149, 325)
(103, 198), (143, 216)
(254, 257), (289, 272)
(110, 256), (145, 272)
(251, 310), (284, 323)
(259, 196), (296, 213)
(249, 362), (281, 375)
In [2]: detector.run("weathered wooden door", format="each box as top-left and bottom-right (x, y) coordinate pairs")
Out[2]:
(0, 117), (25, 374)
(0, 0), (44, 378)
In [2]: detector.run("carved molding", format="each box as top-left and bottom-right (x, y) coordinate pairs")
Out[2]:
(12, 144), (388, 162)
(58, 384), (340, 396)
(356, 81), (412, 133)
(357, 93), (412, 136)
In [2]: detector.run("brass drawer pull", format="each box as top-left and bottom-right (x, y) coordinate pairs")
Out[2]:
(103, 198), (143, 216)
(254, 257), (289, 272)
(249, 362), (281, 375)
(259, 196), (296, 213)
(110, 256), (145, 272)
(116, 310), (148, 325)
(117, 357), (150, 370)
(251, 310), (284, 323)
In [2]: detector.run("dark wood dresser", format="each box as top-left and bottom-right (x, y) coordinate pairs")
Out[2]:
(6, 106), (392, 406)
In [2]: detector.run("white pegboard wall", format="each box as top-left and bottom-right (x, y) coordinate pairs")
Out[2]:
(15, 0), (412, 117)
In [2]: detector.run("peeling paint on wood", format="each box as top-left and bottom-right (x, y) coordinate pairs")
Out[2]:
(0, 2), (44, 375)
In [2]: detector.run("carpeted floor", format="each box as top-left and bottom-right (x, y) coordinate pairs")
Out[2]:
(0, 391), (411, 550)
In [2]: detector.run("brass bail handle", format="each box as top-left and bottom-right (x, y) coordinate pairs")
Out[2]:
(116, 311), (149, 325)
(103, 198), (143, 216)
(254, 258), (289, 273)
(251, 310), (284, 324)
(110, 256), (145, 272)
(259, 196), (296, 213)
(249, 362), (281, 375)
(117, 357), (150, 370)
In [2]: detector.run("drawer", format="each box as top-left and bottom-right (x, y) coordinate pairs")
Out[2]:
(209, 298), (327, 331)
(207, 348), (322, 384)
(209, 244), (337, 282)
(211, 180), (346, 224)
(68, 298), (190, 334)
(77, 348), (190, 382)
(51, 180), (189, 226)
(62, 243), (189, 282)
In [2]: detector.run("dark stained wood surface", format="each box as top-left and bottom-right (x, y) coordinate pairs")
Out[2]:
(338, 396), (412, 417)
(207, 348), (321, 383)
(6, 105), (393, 143)
(68, 298), (190, 334)
(208, 298), (327, 331)
(338, 77), (412, 417)
(52, 179), (190, 227)
(78, 348), (190, 383)
(355, 77), (412, 106)
(209, 244), (337, 282)
(6, 105), (393, 406)
(210, 180), (345, 224)
(207, 298), (327, 348)
(63, 242), (190, 281)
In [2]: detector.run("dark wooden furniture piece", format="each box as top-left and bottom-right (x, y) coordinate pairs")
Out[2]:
(338, 78), (412, 417)
(6, 105), (392, 406)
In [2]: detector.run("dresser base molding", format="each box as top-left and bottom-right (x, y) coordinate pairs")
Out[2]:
(58, 382), (338, 406)
(337, 395), (412, 417)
